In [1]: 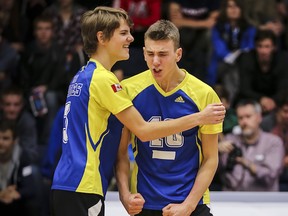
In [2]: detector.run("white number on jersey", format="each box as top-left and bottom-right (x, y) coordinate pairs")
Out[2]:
(149, 116), (184, 148)
(63, 101), (71, 143)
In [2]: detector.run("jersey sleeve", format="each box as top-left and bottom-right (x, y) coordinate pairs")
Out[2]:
(199, 88), (223, 134)
(91, 72), (133, 115)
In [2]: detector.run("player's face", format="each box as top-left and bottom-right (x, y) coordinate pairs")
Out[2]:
(2, 94), (23, 120)
(106, 19), (134, 62)
(0, 129), (15, 157)
(144, 39), (182, 82)
(237, 105), (261, 138)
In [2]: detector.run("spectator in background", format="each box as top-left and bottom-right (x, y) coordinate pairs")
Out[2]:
(237, 29), (288, 114)
(167, 0), (221, 81)
(211, 84), (238, 191)
(112, 0), (161, 79)
(0, 120), (42, 216)
(19, 15), (68, 146)
(0, 0), (29, 53)
(0, 86), (39, 163)
(208, 0), (256, 98)
(0, 24), (20, 92)
(243, 0), (283, 40)
(219, 100), (285, 191)
(67, 48), (89, 82)
(43, 0), (86, 70)
(214, 85), (238, 139)
(277, 0), (288, 50)
(261, 90), (288, 191)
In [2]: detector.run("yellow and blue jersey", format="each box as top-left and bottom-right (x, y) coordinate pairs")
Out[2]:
(52, 59), (132, 197)
(121, 70), (222, 210)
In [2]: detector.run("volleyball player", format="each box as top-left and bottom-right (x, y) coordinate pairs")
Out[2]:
(116, 20), (222, 216)
(51, 7), (225, 216)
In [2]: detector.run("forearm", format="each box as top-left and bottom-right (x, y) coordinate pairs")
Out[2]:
(115, 155), (131, 203)
(136, 113), (203, 141)
(115, 127), (132, 204)
(183, 134), (219, 211)
(183, 155), (218, 209)
(116, 104), (224, 142)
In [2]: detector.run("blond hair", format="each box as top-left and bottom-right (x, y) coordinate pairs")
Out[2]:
(144, 20), (180, 50)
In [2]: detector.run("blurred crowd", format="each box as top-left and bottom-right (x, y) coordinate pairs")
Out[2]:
(1, 0), (288, 215)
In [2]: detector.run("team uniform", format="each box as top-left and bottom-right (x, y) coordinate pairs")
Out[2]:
(51, 59), (132, 215)
(121, 70), (222, 214)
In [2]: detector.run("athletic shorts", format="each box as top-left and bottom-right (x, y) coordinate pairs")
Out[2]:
(51, 190), (104, 216)
(136, 204), (213, 216)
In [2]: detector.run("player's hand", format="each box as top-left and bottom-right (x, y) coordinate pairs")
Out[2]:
(162, 202), (195, 216)
(198, 103), (226, 125)
(123, 193), (145, 215)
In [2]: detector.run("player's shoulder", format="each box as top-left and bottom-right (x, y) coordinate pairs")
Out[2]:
(121, 70), (151, 85)
(121, 70), (152, 90)
(185, 71), (214, 93)
(121, 70), (152, 98)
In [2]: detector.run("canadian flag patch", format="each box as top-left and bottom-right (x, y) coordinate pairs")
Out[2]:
(111, 83), (123, 92)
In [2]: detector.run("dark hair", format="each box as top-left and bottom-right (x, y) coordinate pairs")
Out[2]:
(217, 0), (249, 30)
(0, 120), (17, 140)
(33, 15), (54, 30)
(213, 85), (230, 102)
(235, 99), (262, 114)
(1, 85), (24, 102)
(254, 29), (277, 45)
(275, 90), (288, 109)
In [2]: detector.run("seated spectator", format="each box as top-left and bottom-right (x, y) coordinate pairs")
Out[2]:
(43, 0), (86, 70)
(0, 120), (42, 216)
(167, 0), (221, 81)
(0, 23), (20, 92)
(277, 0), (288, 50)
(243, 0), (283, 40)
(0, 86), (38, 163)
(214, 85), (238, 138)
(208, 0), (256, 92)
(68, 48), (89, 81)
(237, 29), (288, 114)
(0, 0), (28, 53)
(41, 106), (64, 181)
(261, 90), (288, 191)
(211, 85), (238, 191)
(19, 15), (68, 146)
(219, 100), (285, 191)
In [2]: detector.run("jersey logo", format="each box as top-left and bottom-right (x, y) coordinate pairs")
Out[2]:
(175, 96), (185, 103)
(111, 83), (123, 92)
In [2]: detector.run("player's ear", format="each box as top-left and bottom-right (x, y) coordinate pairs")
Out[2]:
(143, 47), (147, 61)
(96, 31), (105, 44)
(175, 48), (182, 62)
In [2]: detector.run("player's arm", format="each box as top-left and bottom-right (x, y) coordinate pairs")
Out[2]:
(115, 127), (145, 215)
(115, 103), (225, 142)
(162, 133), (219, 216)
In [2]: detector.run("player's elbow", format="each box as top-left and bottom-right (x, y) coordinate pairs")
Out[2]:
(134, 132), (150, 142)
(133, 127), (152, 142)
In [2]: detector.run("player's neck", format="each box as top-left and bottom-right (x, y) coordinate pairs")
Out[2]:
(158, 69), (185, 92)
(90, 52), (114, 71)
